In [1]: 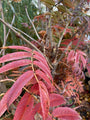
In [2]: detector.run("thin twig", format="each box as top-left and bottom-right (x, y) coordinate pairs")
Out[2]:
(23, 87), (39, 101)
(0, 18), (43, 55)
(12, 26), (41, 46)
(52, 41), (72, 77)
(25, 7), (41, 40)
(53, 21), (69, 67)
(6, 14), (15, 40)
(57, 22), (69, 48)
(45, 11), (52, 47)
(74, 105), (84, 110)
(74, 23), (88, 50)
(56, 41), (72, 64)
(0, 0), (6, 57)
(0, 14), (15, 55)
(0, 93), (5, 97)
(0, 79), (15, 83)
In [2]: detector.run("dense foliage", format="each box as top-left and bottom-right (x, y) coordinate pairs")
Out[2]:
(0, 0), (38, 46)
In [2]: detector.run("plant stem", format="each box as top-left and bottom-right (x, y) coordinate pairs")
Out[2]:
(0, 0), (6, 57)
(25, 7), (41, 40)
(12, 26), (41, 46)
(57, 22), (69, 48)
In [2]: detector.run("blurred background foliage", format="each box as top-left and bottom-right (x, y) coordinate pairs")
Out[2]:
(0, 0), (38, 47)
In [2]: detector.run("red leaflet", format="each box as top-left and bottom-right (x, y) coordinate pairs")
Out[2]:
(46, 115), (53, 120)
(77, 50), (86, 56)
(0, 59), (31, 73)
(34, 51), (47, 64)
(13, 93), (34, 120)
(28, 103), (42, 120)
(67, 50), (75, 62)
(0, 70), (34, 117)
(33, 53), (52, 79)
(50, 93), (66, 107)
(52, 25), (71, 33)
(39, 81), (50, 120)
(0, 89), (21, 117)
(5, 46), (32, 52)
(75, 52), (80, 64)
(26, 76), (37, 85)
(33, 53), (49, 69)
(52, 107), (81, 120)
(36, 70), (52, 88)
(34, 61), (52, 80)
(30, 83), (39, 95)
(61, 37), (79, 47)
(7, 71), (34, 106)
(0, 52), (31, 63)
(80, 55), (86, 68)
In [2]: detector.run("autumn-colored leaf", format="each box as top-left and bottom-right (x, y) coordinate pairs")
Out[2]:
(34, 14), (46, 22)
(0, 59), (32, 73)
(3, 46), (32, 52)
(34, 61), (52, 80)
(50, 93), (66, 107)
(0, 89), (11, 117)
(13, 93), (34, 120)
(28, 103), (42, 120)
(80, 55), (86, 68)
(0, 52), (31, 63)
(39, 81), (50, 120)
(36, 69), (52, 88)
(7, 71), (34, 105)
(52, 25), (71, 33)
(33, 51), (49, 69)
(52, 107), (81, 120)
(0, 71), (34, 117)
(77, 50), (86, 56)
(75, 52), (80, 64)
(46, 115), (53, 120)
(67, 50), (75, 62)
(30, 83), (39, 95)
(39, 30), (46, 37)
